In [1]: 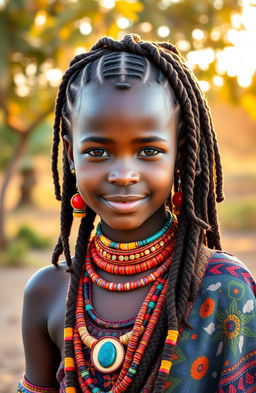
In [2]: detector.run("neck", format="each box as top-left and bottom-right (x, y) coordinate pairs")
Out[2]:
(100, 205), (169, 243)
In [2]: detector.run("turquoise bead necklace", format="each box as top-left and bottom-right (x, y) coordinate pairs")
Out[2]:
(96, 210), (173, 250)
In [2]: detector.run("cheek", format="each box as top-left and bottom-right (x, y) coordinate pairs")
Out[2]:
(75, 162), (105, 201)
(146, 159), (175, 195)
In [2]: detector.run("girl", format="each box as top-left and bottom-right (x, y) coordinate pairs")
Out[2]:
(18, 34), (256, 393)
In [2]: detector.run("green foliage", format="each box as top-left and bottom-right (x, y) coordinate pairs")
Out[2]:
(218, 198), (256, 230)
(16, 224), (52, 249)
(0, 239), (29, 266)
(0, 224), (52, 266)
(26, 122), (52, 156)
(0, 124), (18, 169)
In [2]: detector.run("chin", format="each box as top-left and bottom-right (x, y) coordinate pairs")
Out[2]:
(104, 215), (146, 231)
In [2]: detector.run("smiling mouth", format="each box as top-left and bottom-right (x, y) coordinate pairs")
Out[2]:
(101, 195), (148, 213)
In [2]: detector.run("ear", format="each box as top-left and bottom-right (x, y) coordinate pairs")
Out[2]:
(63, 135), (74, 171)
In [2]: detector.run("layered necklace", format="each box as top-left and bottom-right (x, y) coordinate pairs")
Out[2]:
(64, 211), (178, 393)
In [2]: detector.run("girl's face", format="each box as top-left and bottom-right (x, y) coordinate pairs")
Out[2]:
(65, 80), (180, 238)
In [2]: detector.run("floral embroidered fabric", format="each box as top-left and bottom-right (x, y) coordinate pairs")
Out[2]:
(164, 250), (256, 392)
(57, 248), (256, 393)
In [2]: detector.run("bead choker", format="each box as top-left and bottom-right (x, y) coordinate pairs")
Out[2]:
(96, 210), (173, 251)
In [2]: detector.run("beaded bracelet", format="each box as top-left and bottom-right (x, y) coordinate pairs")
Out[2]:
(17, 376), (59, 393)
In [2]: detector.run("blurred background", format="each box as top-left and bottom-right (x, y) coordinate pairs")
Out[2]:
(0, 0), (255, 391)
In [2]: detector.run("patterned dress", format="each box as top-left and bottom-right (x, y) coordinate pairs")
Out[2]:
(57, 247), (256, 393)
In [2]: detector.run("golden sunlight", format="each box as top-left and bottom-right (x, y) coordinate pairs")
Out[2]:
(216, 0), (256, 87)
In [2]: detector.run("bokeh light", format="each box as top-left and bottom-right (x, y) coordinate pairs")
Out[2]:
(157, 25), (170, 38)
(45, 69), (62, 87)
(100, 0), (116, 9)
(117, 17), (131, 29)
(34, 10), (47, 27)
(79, 20), (92, 36)
(188, 0), (256, 88)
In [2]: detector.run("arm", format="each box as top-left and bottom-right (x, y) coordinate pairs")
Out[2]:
(20, 265), (68, 389)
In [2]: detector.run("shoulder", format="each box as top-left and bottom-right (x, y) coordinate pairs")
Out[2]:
(22, 262), (69, 385)
(24, 261), (70, 308)
(199, 247), (256, 298)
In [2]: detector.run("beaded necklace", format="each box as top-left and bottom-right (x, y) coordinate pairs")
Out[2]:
(64, 212), (178, 393)
(86, 213), (177, 292)
(93, 227), (176, 275)
(96, 210), (173, 251)
(84, 271), (135, 330)
(73, 273), (169, 393)
(86, 246), (171, 291)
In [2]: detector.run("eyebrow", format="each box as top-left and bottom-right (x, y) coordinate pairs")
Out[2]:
(80, 136), (114, 144)
(80, 136), (167, 144)
(131, 136), (167, 144)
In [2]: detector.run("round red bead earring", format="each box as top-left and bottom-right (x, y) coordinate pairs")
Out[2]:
(70, 193), (86, 218)
(172, 170), (183, 216)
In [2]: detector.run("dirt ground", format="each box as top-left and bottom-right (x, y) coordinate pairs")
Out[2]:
(0, 231), (255, 393)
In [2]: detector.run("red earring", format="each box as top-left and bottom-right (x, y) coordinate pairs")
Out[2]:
(172, 170), (183, 216)
(70, 193), (86, 218)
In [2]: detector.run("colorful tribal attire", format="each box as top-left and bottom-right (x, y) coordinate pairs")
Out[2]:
(51, 248), (256, 393)
(18, 215), (256, 393)
(163, 249), (256, 392)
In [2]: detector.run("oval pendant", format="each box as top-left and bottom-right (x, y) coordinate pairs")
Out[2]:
(91, 336), (125, 373)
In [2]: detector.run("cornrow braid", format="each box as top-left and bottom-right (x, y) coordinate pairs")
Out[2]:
(51, 33), (224, 393)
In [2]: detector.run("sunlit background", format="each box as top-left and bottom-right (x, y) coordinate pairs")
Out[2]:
(0, 0), (255, 391)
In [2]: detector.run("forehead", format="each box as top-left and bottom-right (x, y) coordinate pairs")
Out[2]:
(72, 81), (177, 130)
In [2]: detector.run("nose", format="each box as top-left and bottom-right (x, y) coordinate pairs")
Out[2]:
(108, 162), (140, 186)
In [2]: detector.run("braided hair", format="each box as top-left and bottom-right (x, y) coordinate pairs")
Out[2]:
(51, 33), (224, 393)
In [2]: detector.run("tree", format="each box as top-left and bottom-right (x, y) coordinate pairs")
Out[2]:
(0, 0), (144, 248)
(1, 0), (255, 248)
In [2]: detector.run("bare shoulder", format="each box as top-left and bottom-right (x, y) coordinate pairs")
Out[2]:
(24, 262), (69, 298)
(23, 261), (70, 324)
(22, 262), (70, 385)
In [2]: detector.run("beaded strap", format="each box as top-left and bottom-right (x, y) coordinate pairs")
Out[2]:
(17, 376), (59, 393)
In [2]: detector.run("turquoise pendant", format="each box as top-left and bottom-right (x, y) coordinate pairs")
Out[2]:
(91, 336), (125, 373)
(98, 341), (117, 367)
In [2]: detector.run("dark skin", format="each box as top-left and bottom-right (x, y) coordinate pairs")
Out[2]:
(22, 79), (182, 387)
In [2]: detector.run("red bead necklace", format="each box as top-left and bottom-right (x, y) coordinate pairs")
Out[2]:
(85, 219), (177, 290)
(86, 242), (172, 291)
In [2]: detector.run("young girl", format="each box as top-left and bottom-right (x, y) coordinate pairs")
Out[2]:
(18, 34), (256, 393)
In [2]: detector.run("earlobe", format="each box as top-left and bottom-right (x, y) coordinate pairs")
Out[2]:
(63, 135), (74, 171)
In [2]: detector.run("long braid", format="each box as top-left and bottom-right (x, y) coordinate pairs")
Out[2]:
(50, 33), (224, 393)
(126, 305), (168, 393)
(159, 46), (223, 239)
(63, 208), (96, 390)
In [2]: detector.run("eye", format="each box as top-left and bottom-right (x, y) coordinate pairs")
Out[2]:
(138, 147), (162, 157)
(85, 148), (110, 158)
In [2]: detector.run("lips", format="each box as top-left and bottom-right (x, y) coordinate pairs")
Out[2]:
(101, 195), (148, 213)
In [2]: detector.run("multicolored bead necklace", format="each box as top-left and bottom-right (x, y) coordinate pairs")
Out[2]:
(85, 246), (172, 291)
(96, 210), (173, 251)
(83, 272), (135, 330)
(64, 212), (179, 393)
(86, 212), (177, 291)
(92, 225), (176, 275)
(72, 272), (169, 393)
